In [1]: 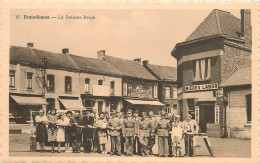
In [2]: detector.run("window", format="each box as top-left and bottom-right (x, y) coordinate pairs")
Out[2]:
(9, 71), (15, 87)
(154, 86), (158, 98)
(215, 105), (219, 124)
(165, 87), (170, 99)
(98, 79), (103, 85)
(110, 81), (115, 95)
(106, 101), (110, 107)
(65, 76), (72, 92)
(193, 58), (211, 81)
(27, 73), (33, 89)
(148, 86), (153, 98)
(85, 78), (90, 93)
(165, 104), (171, 113)
(173, 87), (177, 99)
(47, 75), (55, 92)
(98, 101), (103, 114)
(246, 94), (252, 122)
(123, 83), (127, 96)
(127, 84), (133, 96)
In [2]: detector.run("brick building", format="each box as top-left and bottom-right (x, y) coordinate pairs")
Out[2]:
(171, 9), (251, 138)
(143, 60), (178, 114)
(104, 56), (164, 115)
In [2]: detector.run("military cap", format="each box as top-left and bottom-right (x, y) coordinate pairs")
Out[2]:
(141, 111), (147, 115)
(134, 109), (139, 113)
(66, 111), (72, 115)
(187, 114), (192, 117)
(126, 110), (132, 114)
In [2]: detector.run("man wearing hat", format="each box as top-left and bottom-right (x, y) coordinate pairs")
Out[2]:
(122, 110), (136, 156)
(183, 113), (199, 156)
(133, 110), (140, 155)
(82, 111), (95, 153)
(156, 110), (171, 157)
(147, 111), (157, 156)
(137, 111), (151, 157)
(107, 110), (122, 156)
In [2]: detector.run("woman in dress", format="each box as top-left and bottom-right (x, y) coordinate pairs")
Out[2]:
(94, 112), (108, 154)
(47, 108), (58, 153)
(56, 114), (66, 153)
(35, 109), (48, 152)
(64, 111), (72, 153)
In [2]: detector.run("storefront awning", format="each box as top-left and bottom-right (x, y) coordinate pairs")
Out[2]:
(10, 95), (47, 105)
(125, 99), (165, 106)
(58, 98), (85, 110)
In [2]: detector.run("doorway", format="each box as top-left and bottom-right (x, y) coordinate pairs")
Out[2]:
(198, 102), (215, 133)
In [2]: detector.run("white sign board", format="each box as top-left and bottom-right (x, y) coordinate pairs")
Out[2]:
(93, 85), (110, 96)
(185, 83), (218, 92)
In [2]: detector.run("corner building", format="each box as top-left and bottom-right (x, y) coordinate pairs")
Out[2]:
(171, 9), (251, 138)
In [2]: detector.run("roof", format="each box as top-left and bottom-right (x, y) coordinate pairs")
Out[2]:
(186, 9), (241, 41)
(105, 56), (157, 80)
(220, 67), (251, 87)
(145, 64), (177, 82)
(10, 46), (43, 67)
(69, 54), (122, 77)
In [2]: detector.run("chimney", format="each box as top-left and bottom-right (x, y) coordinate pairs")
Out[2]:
(27, 43), (34, 48)
(240, 9), (251, 38)
(62, 48), (69, 54)
(97, 50), (105, 60)
(143, 60), (149, 66)
(134, 58), (142, 64)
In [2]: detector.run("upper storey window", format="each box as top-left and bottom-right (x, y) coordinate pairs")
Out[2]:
(193, 58), (211, 81)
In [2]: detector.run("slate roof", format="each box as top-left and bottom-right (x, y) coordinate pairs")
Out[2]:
(220, 67), (251, 87)
(10, 46), (43, 67)
(145, 64), (177, 82)
(186, 9), (241, 41)
(105, 56), (158, 80)
(69, 54), (122, 77)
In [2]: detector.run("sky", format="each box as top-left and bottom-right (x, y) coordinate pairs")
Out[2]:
(10, 9), (240, 67)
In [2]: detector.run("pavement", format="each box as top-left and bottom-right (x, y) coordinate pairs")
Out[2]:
(9, 133), (251, 157)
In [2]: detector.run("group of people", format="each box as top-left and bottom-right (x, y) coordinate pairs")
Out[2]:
(33, 108), (199, 157)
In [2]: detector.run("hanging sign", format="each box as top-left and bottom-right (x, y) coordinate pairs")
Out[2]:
(195, 106), (199, 123)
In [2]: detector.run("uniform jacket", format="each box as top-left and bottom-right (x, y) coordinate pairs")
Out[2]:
(148, 116), (157, 136)
(156, 118), (170, 137)
(70, 115), (84, 137)
(122, 117), (136, 137)
(137, 117), (151, 137)
(108, 117), (122, 136)
(183, 119), (199, 134)
(83, 116), (94, 136)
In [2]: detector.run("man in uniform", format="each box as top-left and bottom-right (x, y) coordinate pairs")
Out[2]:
(137, 112), (151, 157)
(147, 111), (157, 156)
(183, 114), (199, 156)
(122, 110), (136, 156)
(133, 110), (140, 155)
(119, 111), (125, 154)
(82, 111), (95, 153)
(70, 110), (84, 153)
(156, 111), (171, 157)
(107, 110), (122, 156)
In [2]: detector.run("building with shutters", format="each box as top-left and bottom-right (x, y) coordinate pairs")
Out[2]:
(171, 9), (251, 138)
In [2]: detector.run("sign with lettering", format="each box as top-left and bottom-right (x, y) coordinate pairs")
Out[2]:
(131, 87), (152, 98)
(185, 83), (218, 92)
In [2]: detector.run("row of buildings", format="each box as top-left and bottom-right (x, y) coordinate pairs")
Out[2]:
(9, 44), (177, 124)
(9, 9), (251, 139)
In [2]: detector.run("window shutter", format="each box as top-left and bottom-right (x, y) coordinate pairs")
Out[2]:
(154, 86), (158, 98)
(123, 83), (127, 96)
(215, 105), (219, 124)
(195, 60), (200, 80)
(207, 58), (211, 79)
(200, 59), (206, 79)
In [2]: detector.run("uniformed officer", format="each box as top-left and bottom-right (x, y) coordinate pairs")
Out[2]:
(107, 110), (122, 156)
(183, 114), (199, 156)
(133, 110), (141, 155)
(137, 112), (151, 157)
(122, 110), (136, 156)
(147, 111), (157, 155)
(119, 111), (125, 154)
(156, 111), (171, 157)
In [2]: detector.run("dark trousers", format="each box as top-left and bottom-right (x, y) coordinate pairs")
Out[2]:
(121, 135), (125, 154)
(134, 136), (141, 155)
(125, 136), (134, 155)
(168, 134), (172, 156)
(110, 135), (121, 155)
(83, 131), (93, 153)
(139, 136), (149, 156)
(71, 132), (82, 152)
(148, 136), (155, 155)
(158, 136), (169, 157)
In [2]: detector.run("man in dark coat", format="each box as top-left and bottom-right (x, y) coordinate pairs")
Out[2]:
(70, 110), (84, 153)
(82, 111), (95, 153)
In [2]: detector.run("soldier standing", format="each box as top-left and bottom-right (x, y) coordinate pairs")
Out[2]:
(107, 110), (122, 156)
(133, 110), (140, 155)
(122, 110), (136, 156)
(82, 111), (95, 153)
(119, 111), (125, 154)
(137, 112), (151, 157)
(156, 111), (171, 157)
(147, 111), (157, 156)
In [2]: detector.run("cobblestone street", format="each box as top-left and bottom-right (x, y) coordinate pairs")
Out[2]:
(9, 133), (251, 157)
